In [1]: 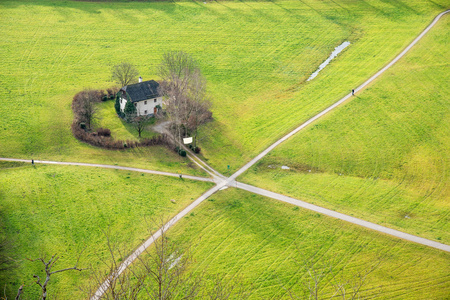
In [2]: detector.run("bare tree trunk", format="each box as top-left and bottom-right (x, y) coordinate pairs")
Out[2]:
(29, 252), (85, 300)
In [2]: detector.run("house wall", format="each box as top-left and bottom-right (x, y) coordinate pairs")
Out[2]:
(120, 96), (163, 116)
(136, 96), (163, 116)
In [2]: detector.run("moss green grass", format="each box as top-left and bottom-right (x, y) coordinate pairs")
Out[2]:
(165, 189), (450, 299)
(1, 1), (449, 298)
(0, 0), (448, 173)
(240, 15), (450, 243)
(0, 163), (213, 298)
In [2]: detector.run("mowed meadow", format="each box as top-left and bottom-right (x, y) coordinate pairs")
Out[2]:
(165, 189), (450, 299)
(1, 0), (449, 299)
(0, 162), (213, 298)
(241, 15), (450, 244)
(0, 0), (448, 171)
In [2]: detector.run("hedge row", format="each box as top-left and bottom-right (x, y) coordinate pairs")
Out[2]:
(72, 122), (171, 149)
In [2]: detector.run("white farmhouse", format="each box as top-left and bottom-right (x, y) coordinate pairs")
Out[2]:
(119, 77), (163, 116)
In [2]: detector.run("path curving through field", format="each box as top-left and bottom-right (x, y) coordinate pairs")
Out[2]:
(3, 9), (448, 299)
(87, 9), (450, 299)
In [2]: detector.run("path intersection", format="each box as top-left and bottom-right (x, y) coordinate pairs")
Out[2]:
(2, 9), (449, 299)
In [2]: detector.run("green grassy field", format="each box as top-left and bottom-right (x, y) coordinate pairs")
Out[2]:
(164, 189), (450, 299)
(0, 0), (448, 172)
(240, 15), (450, 244)
(0, 163), (213, 298)
(1, 1), (449, 298)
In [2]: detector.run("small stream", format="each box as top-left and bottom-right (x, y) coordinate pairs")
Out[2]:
(307, 41), (350, 81)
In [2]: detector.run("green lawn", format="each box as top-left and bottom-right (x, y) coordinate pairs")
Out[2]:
(0, 0), (448, 173)
(240, 15), (450, 244)
(0, 163), (213, 298)
(164, 189), (450, 299)
(96, 99), (158, 141)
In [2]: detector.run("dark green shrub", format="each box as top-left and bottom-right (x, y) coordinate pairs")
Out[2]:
(178, 149), (187, 157)
(114, 95), (121, 116)
(124, 99), (136, 116)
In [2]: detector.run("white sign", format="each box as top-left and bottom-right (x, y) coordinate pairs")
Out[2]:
(183, 137), (193, 144)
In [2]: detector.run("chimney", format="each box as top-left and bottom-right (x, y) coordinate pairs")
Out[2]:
(139, 76), (142, 83)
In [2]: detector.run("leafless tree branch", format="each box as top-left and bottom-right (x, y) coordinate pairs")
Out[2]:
(112, 62), (139, 87)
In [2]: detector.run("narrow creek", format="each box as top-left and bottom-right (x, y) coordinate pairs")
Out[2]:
(307, 41), (350, 81)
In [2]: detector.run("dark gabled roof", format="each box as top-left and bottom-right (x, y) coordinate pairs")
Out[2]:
(121, 80), (160, 103)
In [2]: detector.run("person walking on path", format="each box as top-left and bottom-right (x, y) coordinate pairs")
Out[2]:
(352, 89), (355, 96)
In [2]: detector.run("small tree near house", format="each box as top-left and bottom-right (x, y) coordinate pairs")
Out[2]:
(132, 115), (151, 138)
(124, 98), (137, 121)
(111, 62), (139, 87)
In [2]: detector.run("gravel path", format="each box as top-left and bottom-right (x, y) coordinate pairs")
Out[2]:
(0, 158), (215, 183)
(3, 9), (448, 299)
(90, 10), (450, 298)
(236, 182), (450, 252)
(230, 9), (450, 182)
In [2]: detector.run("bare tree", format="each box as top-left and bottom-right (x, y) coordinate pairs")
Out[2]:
(112, 62), (139, 87)
(158, 51), (212, 148)
(29, 253), (85, 300)
(131, 115), (150, 138)
(14, 284), (24, 300)
(331, 263), (380, 300)
(186, 98), (212, 149)
(88, 232), (145, 300)
(137, 226), (201, 299)
(89, 219), (201, 300)
(72, 90), (100, 130)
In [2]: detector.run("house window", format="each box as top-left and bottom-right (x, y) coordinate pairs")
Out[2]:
(144, 110), (147, 115)
(144, 101), (147, 105)
(154, 99), (157, 103)
(120, 99), (122, 104)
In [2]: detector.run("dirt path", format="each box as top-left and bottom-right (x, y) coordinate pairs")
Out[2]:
(0, 158), (215, 183)
(90, 9), (450, 299)
(230, 9), (450, 181)
(236, 182), (450, 252)
(2, 10), (446, 299)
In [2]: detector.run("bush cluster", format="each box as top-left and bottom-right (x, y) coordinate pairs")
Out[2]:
(174, 146), (187, 157)
(71, 89), (172, 150)
(96, 128), (111, 137)
(106, 87), (119, 100)
(188, 144), (201, 154)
